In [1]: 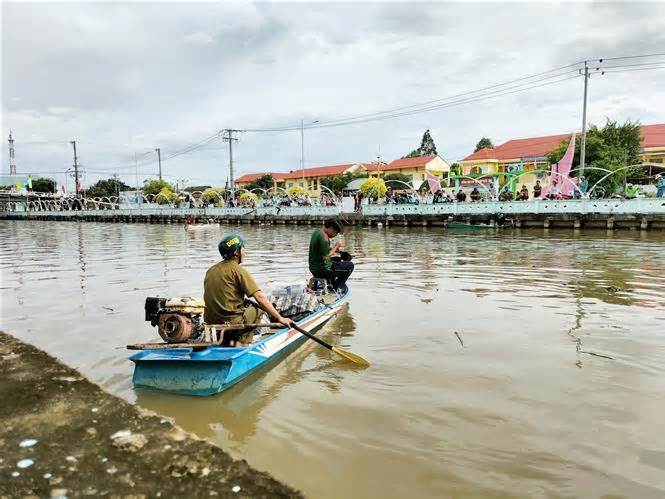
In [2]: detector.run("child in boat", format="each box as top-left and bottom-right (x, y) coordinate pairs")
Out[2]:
(204, 234), (293, 346)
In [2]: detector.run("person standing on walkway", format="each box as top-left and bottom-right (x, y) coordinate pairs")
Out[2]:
(656, 174), (665, 198)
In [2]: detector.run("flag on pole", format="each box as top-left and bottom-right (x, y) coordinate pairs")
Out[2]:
(27, 177), (32, 189)
(425, 170), (441, 193)
(16, 180), (22, 190)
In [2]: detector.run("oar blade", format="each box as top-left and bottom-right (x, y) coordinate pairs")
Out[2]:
(332, 346), (370, 367)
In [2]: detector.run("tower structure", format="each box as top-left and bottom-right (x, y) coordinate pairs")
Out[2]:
(8, 130), (16, 175)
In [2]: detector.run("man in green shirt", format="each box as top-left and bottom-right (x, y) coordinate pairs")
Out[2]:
(204, 234), (293, 346)
(308, 219), (354, 291)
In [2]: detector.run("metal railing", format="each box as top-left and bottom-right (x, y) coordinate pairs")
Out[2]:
(362, 198), (665, 216)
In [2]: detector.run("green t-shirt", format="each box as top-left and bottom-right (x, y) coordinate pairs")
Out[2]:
(309, 229), (331, 275)
(203, 259), (260, 324)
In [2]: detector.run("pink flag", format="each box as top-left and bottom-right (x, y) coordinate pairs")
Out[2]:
(543, 132), (576, 197)
(425, 170), (441, 193)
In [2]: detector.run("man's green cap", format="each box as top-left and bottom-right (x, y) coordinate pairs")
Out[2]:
(218, 234), (245, 257)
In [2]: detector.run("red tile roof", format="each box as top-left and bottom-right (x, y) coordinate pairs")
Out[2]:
(462, 124), (665, 162)
(641, 124), (665, 148)
(281, 164), (355, 179)
(384, 155), (437, 171)
(463, 134), (569, 161)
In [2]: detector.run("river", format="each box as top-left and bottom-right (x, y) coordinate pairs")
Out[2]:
(2, 220), (665, 498)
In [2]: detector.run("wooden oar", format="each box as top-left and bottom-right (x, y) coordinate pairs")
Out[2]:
(247, 299), (370, 367)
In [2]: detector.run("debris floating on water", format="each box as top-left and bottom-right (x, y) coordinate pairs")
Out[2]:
(107, 466), (118, 474)
(65, 456), (77, 462)
(91, 407), (99, 413)
(454, 331), (464, 347)
(17, 459), (34, 468)
(232, 485), (241, 493)
(11, 471), (20, 477)
(43, 473), (52, 479)
(19, 438), (38, 447)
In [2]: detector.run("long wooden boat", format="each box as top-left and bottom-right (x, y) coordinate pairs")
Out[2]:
(129, 285), (349, 397)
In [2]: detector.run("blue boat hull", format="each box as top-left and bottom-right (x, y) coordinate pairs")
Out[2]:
(130, 286), (348, 396)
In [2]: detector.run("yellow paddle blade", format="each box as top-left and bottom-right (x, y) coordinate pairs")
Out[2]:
(331, 346), (370, 367)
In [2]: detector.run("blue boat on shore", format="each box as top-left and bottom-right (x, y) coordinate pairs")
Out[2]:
(129, 285), (349, 396)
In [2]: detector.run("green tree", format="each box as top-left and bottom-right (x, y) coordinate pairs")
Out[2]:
(85, 177), (132, 198)
(155, 186), (178, 204)
(244, 174), (274, 193)
(403, 129), (438, 158)
(474, 137), (494, 152)
(383, 173), (412, 186)
(320, 172), (365, 194)
(143, 179), (174, 196)
(450, 163), (462, 176)
(28, 177), (57, 193)
(201, 188), (222, 203)
(546, 119), (642, 196)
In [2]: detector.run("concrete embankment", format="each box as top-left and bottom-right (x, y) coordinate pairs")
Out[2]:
(0, 331), (301, 498)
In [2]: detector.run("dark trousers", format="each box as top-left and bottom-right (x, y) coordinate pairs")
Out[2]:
(313, 260), (354, 290)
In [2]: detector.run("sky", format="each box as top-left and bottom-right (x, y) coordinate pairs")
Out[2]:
(2, 1), (665, 189)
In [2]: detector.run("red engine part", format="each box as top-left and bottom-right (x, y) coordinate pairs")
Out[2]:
(158, 313), (193, 343)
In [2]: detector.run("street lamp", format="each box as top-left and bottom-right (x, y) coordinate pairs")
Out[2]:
(301, 119), (320, 189)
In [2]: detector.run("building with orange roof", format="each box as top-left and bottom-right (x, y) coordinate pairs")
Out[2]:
(459, 124), (665, 193)
(367, 155), (451, 187)
(235, 163), (367, 197)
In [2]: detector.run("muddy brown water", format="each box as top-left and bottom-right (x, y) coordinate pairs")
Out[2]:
(2, 220), (665, 498)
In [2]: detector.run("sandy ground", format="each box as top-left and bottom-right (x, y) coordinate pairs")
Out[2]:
(0, 331), (302, 498)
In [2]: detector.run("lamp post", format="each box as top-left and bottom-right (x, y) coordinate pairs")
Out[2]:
(300, 119), (320, 189)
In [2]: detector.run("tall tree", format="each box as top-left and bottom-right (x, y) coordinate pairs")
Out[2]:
(546, 119), (642, 196)
(142, 179), (174, 196)
(28, 177), (57, 193)
(85, 178), (132, 198)
(244, 174), (274, 192)
(403, 129), (438, 158)
(474, 137), (494, 152)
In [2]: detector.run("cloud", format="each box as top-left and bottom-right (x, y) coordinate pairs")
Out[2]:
(2, 1), (664, 187)
(183, 32), (215, 46)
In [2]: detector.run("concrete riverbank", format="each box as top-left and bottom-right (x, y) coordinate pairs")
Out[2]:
(2, 210), (665, 230)
(2, 198), (665, 229)
(0, 331), (301, 498)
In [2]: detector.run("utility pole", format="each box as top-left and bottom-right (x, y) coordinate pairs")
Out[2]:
(70, 140), (80, 195)
(155, 148), (162, 180)
(579, 61), (589, 178)
(301, 119), (305, 187)
(222, 129), (240, 200)
(300, 119), (319, 190)
(8, 130), (16, 175)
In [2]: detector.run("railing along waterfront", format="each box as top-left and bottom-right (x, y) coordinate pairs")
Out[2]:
(2, 205), (344, 218)
(362, 198), (665, 216)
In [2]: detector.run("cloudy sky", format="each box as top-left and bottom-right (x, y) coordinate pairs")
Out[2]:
(2, 1), (664, 189)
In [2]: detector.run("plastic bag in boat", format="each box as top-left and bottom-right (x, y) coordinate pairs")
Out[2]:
(269, 282), (323, 320)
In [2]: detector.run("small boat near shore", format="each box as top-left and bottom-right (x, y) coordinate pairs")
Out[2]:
(129, 285), (349, 396)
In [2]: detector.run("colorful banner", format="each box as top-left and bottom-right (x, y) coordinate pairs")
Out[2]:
(543, 132), (576, 197)
(425, 170), (442, 193)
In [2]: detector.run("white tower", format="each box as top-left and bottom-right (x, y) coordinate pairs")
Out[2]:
(8, 130), (16, 175)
